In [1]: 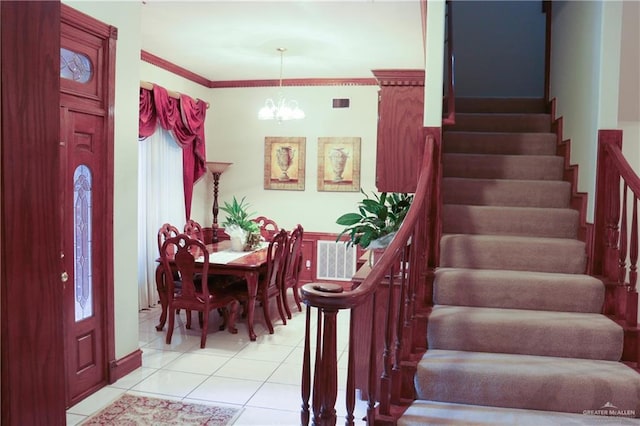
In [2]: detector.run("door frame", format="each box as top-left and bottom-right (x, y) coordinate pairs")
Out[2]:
(60, 3), (117, 405)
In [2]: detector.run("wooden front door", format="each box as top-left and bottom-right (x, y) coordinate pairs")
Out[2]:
(60, 6), (116, 407)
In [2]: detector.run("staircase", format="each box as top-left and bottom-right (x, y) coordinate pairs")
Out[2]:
(399, 98), (640, 425)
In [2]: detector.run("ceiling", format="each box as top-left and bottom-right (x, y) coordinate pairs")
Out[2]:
(140, 1), (425, 83)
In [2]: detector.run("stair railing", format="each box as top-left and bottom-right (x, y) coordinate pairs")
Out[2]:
(300, 134), (438, 425)
(593, 129), (639, 364)
(442, 0), (456, 126)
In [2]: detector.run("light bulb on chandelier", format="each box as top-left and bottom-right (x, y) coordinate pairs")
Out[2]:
(258, 48), (305, 122)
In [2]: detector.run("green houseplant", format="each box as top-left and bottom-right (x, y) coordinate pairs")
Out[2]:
(335, 190), (413, 250)
(220, 196), (261, 251)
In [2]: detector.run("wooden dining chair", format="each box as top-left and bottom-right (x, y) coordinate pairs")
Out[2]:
(183, 219), (204, 241)
(281, 224), (304, 319)
(156, 223), (193, 327)
(232, 228), (288, 334)
(161, 234), (240, 348)
(252, 216), (280, 241)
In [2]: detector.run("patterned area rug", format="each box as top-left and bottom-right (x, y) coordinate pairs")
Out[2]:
(82, 394), (240, 425)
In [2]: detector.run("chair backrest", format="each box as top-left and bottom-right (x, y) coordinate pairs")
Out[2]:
(157, 223), (180, 255)
(160, 234), (210, 305)
(264, 229), (288, 293)
(184, 219), (204, 241)
(283, 224), (304, 285)
(252, 216), (280, 240)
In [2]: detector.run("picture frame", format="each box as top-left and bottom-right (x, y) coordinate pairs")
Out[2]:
(317, 137), (361, 192)
(264, 137), (306, 190)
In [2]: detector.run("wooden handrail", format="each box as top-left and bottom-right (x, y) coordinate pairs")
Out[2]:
(300, 134), (437, 425)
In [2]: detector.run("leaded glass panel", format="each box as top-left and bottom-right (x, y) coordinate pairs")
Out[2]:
(74, 165), (93, 321)
(60, 47), (93, 83)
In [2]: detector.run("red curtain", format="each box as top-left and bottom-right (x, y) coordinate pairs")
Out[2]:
(138, 84), (207, 220)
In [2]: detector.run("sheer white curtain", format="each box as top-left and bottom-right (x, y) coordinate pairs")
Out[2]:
(137, 127), (186, 310)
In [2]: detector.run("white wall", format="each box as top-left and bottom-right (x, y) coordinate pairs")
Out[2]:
(202, 85), (379, 233)
(549, 1), (623, 222)
(618, 0), (640, 167)
(63, 0), (141, 359)
(424, 0), (445, 126)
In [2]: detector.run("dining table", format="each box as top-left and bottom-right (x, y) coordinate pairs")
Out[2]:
(155, 239), (269, 341)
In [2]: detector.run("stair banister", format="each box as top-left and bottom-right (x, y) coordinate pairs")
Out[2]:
(593, 129), (640, 364)
(300, 135), (437, 425)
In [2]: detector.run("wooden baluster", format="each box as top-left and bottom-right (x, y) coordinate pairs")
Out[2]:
(605, 161), (621, 280)
(345, 310), (356, 426)
(366, 291), (377, 425)
(617, 184), (629, 318)
(378, 265), (396, 416)
(628, 196), (639, 327)
(312, 309), (323, 425)
(619, 184), (628, 286)
(319, 308), (338, 425)
(630, 195), (638, 291)
(301, 307), (311, 426)
(391, 250), (408, 405)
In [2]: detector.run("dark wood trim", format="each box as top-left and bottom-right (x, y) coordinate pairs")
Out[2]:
(141, 50), (210, 87)
(108, 349), (143, 383)
(1, 2), (66, 424)
(105, 21), (118, 385)
(371, 69), (425, 86)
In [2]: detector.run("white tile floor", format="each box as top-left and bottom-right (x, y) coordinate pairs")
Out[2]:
(66, 300), (368, 425)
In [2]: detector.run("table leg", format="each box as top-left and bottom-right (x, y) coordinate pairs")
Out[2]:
(155, 264), (168, 331)
(245, 271), (259, 341)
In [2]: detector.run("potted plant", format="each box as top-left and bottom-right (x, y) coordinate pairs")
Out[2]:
(220, 196), (261, 251)
(336, 190), (413, 265)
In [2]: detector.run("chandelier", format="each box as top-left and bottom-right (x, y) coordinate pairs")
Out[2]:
(258, 48), (305, 121)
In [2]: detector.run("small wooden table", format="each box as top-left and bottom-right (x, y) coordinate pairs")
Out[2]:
(155, 240), (268, 341)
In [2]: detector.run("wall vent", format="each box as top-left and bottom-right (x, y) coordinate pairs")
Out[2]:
(316, 240), (357, 281)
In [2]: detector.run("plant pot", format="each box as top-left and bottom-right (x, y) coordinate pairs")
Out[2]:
(230, 236), (244, 251)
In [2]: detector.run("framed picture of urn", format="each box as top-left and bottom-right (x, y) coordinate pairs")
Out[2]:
(264, 137), (306, 190)
(317, 137), (361, 192)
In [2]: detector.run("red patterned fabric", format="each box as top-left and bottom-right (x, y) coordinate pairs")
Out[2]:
(138, 84), (208, 220)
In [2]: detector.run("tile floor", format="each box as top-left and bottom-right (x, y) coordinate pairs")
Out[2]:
(66, 301), (368, 425)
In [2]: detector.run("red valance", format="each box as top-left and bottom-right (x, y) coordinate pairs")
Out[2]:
(138, 84), (208, 220)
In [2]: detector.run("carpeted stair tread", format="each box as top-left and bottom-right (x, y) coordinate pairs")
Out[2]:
(413, 350), (640, 415)
(443, 177), (571, 208)
(433, 267), (604, 312)
(398, 400), (640, 426)
(454, 97), (548, 114)
(442, 204), (579, 238)
(448, 113), (552, 133)
(427, 305), (623, 360)
(439, 234), (587, 274)
(443, 153), (564, 180)
(443, 131), (557, 156)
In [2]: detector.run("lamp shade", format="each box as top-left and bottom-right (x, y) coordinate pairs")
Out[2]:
(206, 161), (232, 174)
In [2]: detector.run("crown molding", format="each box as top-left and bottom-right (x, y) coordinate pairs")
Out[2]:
(141, 50), (210, 87)
(141, 50), (379, 89)
(210, 78), (378, 88)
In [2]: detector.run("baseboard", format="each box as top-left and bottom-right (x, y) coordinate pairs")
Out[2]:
(108, 348), (143, 384)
